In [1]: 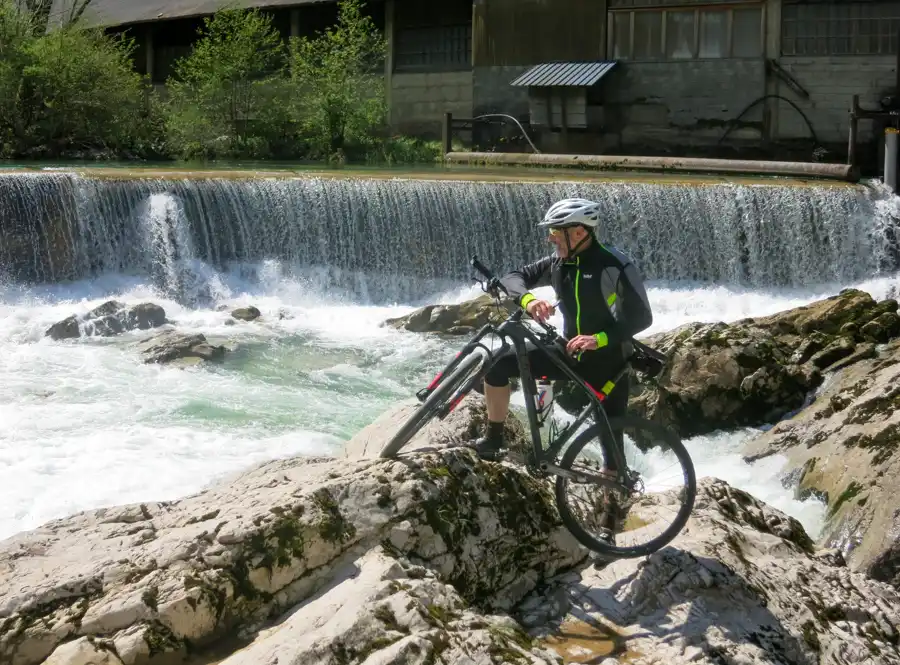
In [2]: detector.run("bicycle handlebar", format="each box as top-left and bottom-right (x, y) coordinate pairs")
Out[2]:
(470, 254), (568, 347)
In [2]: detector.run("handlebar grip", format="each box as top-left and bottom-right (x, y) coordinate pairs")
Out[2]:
(470, 256), (495, 280)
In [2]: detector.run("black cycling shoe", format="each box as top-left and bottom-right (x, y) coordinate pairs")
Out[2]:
(468, 436), (506, 461)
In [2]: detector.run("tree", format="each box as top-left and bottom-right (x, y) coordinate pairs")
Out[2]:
(289, 0), (387, 159)
(165, 8), (292, 159)
(0, 0), (152, 158)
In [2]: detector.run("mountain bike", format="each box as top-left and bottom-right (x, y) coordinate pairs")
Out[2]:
(380, 256), (697, 559)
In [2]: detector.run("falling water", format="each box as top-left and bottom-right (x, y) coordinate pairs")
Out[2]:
(1, 172), (897, 302)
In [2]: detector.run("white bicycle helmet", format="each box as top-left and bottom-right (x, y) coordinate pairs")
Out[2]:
(536, 197), (602, 229)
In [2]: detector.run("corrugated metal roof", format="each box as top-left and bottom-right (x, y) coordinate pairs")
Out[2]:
(509, 61), (617, 88)
(47, 0), (335, 30)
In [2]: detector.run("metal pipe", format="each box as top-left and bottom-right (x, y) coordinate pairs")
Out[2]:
(445, 151), (860, 181)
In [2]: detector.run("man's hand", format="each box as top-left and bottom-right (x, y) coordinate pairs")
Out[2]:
(566, 335), (599, 355)
(525, 299), (555, 323)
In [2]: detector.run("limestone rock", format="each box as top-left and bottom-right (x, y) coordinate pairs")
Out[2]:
(45, 301), (168, 341)
(522, 478), (900, 665)
(217, 547), (562, 665)
(343, 394), (527, 460)
(382, 294), (513, 335)
(0, 442), (584, 665)
(742, 338), (900, 586)
(135, 330), (227, 365)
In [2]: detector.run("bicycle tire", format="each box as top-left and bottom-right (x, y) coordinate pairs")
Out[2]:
(379, 347), (489, 459)
(555, 416), (696, 558)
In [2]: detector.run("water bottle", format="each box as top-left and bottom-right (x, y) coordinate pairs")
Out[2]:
(534, 377), (554, 426)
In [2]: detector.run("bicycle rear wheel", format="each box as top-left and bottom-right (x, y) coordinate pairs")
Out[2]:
(379, 347), (490, 458)
(555, 416), (696, 558)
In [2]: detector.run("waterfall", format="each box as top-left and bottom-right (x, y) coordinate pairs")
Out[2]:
(0, 171), (897, 303)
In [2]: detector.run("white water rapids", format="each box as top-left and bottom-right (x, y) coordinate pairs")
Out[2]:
(1, 174), (899, 545)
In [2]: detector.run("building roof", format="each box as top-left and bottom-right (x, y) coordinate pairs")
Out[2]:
(509, 61), (618, 88)
(47, 0), (335, 29)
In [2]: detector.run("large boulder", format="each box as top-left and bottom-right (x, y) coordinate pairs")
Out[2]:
(45, 301), (168, 341)
(383, 294), (513, 335)
(0, 416), (585, 665)
(627, 288), (899, 437)
(742, 337), (900, 588)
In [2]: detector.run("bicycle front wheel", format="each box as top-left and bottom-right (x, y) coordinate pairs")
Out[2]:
(379, 346), (490, 459)
(555, 416), (696, 558)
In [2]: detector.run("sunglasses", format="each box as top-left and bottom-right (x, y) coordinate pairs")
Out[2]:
(548, 227), (567, 236)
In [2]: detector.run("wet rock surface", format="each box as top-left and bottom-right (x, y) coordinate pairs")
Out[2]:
(743, 337), (900, 588)
(45, 301), (168, 341)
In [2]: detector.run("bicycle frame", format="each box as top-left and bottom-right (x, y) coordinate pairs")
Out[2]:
(416, 305), (633, 483)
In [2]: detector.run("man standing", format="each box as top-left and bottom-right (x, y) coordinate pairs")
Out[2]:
(470, 197), (655, 559)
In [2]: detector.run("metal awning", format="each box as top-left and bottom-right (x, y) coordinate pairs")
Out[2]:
(509, 61), (618, 88)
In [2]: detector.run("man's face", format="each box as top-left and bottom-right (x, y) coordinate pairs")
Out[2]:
(548, 225), (587, 258)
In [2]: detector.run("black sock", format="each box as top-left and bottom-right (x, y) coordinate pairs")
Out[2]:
(486, 420), (505, 443)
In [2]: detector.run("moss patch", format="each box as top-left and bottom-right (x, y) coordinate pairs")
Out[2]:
(828, 481), (863, 518)
(312, 488), (357, 544)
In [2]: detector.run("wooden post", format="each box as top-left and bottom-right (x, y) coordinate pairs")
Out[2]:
(885, 128), (898, 192)
(848, 94), (859, 167)
(442, 112), (453, 155)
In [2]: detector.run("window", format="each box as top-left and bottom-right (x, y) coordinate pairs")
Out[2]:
(395, 25), (472, 71)
(699, 11), (728, 58)
(781, 1), (900, 56)
(666, 10), (696, 59)
(610, 4), (763, 61)
(633, 11), (661, 59)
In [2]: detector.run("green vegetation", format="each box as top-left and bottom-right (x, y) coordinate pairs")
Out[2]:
(0, 0), (443, 165)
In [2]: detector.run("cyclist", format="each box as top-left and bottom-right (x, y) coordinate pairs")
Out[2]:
(470, 197), (655, 558)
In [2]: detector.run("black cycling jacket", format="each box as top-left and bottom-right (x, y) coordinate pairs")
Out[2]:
(499, 241), (654, 357)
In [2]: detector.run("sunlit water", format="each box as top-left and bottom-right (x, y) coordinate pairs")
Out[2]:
(3, 264), (898, 542)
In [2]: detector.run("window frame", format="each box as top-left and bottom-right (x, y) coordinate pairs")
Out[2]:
(608, 3), (766, 61)
(781, 1), (900, 57)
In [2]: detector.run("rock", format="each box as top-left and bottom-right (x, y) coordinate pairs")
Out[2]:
(523, 478), (900, 665)
(4, 393), (900, 665)
(231, 306), (261, 322)
(742, 338), (900, 586)
(0, 404), (584, 665)
(625, 321), (822, 438)
(626, 289), (900, 437)
(45, 301), (168, 341)
(343, 394), (527, 460)
(135, 331), (227, 365)
(383, 294), (512, 335)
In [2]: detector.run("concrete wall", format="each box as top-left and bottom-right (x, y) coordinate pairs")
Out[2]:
(600, 60), (767, 150)
(773, 56), (897, 144)
(390, 71), (473, 137)
(472, 66), (530, 118)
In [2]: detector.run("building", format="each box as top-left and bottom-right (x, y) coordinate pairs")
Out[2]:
(50, 0), (900, 165)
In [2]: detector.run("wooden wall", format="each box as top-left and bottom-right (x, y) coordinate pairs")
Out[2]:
(472, 0), (609, 67)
